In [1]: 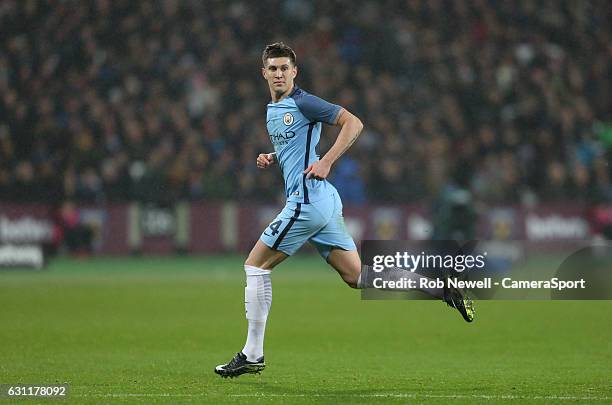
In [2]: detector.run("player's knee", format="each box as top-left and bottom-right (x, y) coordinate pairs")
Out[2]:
(244, 253), (264, 269)
(342, 272), (359, 289)
(244, 257), (267, 269)
(244, 253), (279, 270)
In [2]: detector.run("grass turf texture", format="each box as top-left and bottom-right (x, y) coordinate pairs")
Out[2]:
(0, 256), (610, 404)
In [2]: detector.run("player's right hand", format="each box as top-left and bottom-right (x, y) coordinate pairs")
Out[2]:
(257, 153), (276, 169)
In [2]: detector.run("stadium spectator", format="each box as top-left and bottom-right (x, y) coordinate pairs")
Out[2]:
(0, 0), (610, 205)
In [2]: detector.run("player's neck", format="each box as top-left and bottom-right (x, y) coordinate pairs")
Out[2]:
(270, 85), (294, 103)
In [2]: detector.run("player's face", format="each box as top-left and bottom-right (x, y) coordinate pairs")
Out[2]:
(262, 57), (297, 97)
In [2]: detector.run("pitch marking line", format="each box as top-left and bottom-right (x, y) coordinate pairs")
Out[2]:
(232, 393), (610, 401)
(75, 393), (610, 401)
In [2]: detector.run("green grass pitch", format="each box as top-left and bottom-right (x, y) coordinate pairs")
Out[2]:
(1, 255), (611, 404)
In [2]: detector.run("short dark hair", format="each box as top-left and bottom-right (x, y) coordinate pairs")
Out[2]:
(262, 42), (296, 67)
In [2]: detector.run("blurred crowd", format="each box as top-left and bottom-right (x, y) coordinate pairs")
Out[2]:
(1, 0), (611, 206)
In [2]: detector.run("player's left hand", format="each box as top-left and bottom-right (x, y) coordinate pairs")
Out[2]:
(303, 160), (331, 181)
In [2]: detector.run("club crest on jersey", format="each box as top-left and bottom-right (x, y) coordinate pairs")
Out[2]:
(283, 113), (294, 126)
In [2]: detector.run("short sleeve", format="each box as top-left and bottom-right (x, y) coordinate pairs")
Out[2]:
(293, 92), (342, 125)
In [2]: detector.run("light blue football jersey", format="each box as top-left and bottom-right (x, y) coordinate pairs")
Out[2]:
(266, 86), (342, 204)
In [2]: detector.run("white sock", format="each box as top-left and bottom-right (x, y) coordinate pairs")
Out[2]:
(242, 265), (272, 361)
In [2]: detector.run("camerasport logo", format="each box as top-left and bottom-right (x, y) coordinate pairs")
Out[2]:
(0, 216), (54, 243)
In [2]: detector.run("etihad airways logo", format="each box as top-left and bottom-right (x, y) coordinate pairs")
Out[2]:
(269, 130), (295, 146)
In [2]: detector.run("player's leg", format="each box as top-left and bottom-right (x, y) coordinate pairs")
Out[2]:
(324, 247), (474, 322)
(239, 240), (286, 366)
(323, 247), (361, 288)
(214, 240), (282, 378)
(325, 247), (443, 299)
(308, 191), (443, 295)
(245, 239), (288, 269)
(310, 190), (474, 321)
(216, 202), (327, 378)
(215, 212), (292, 378)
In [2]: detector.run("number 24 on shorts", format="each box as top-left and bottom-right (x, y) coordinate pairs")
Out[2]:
(268, 220), (282, 236)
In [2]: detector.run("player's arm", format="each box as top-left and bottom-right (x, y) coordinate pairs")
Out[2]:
(257, 152), (277, 169)
(304, 108), (363, 180)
